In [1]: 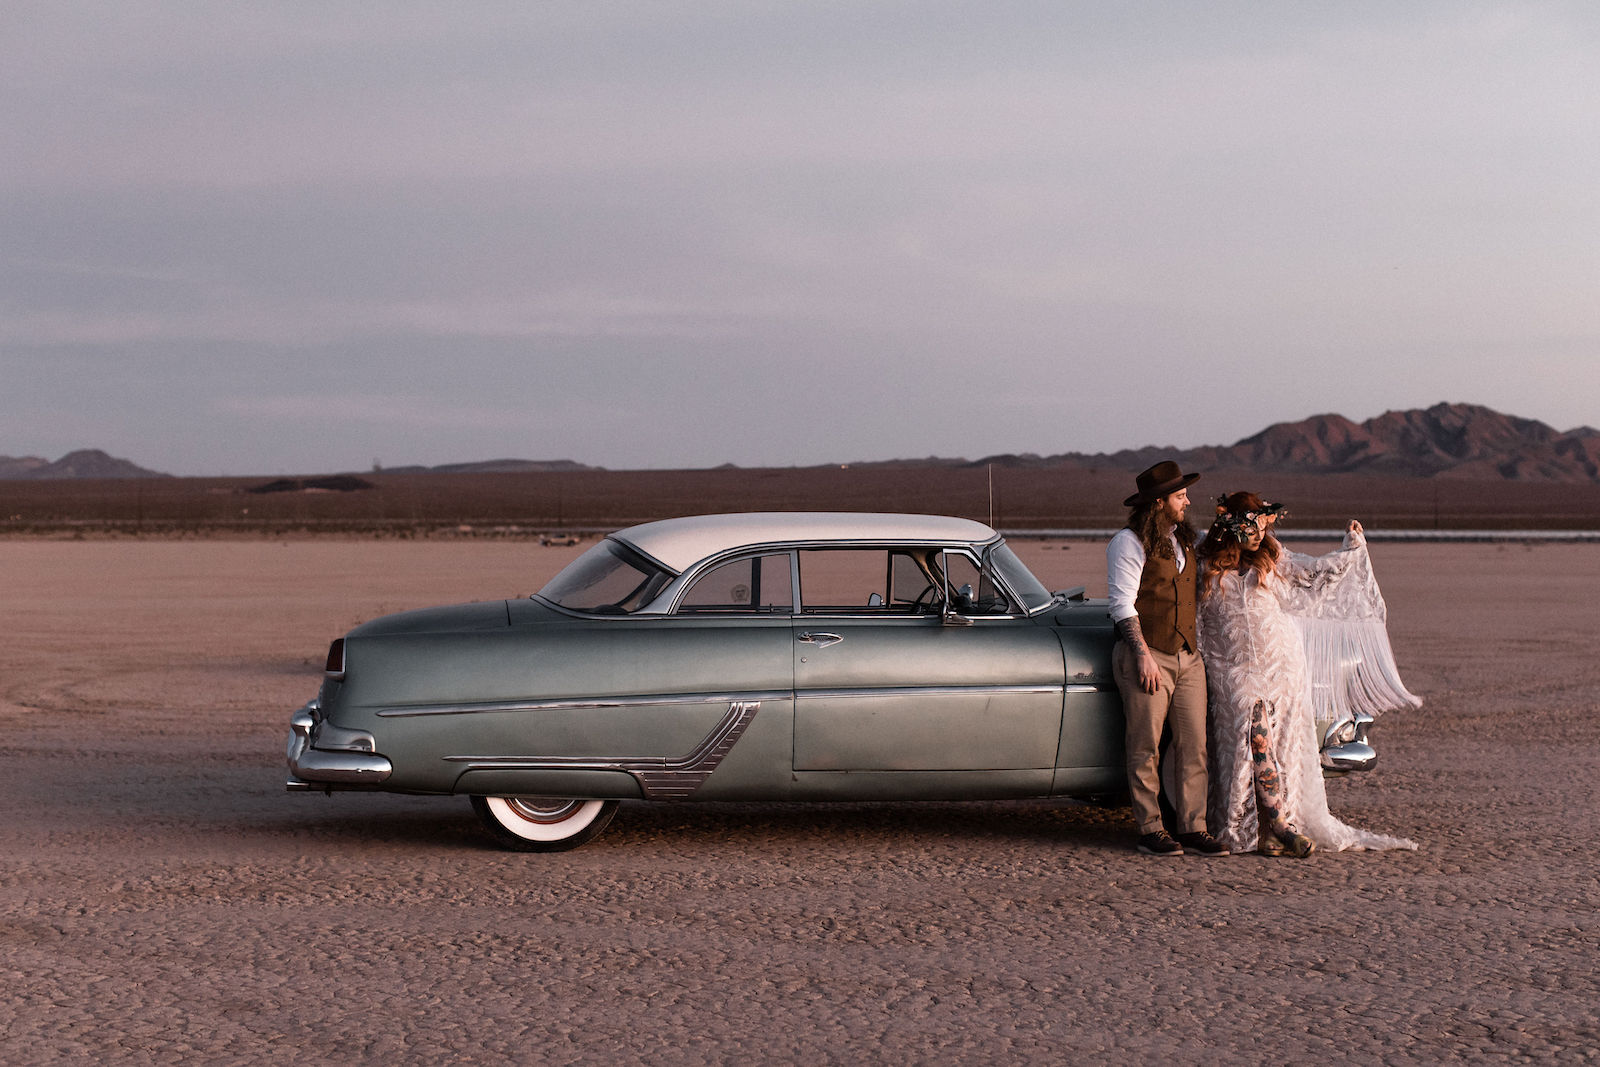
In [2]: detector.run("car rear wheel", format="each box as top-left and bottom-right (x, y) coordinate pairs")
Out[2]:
(470, 795), (619, 852)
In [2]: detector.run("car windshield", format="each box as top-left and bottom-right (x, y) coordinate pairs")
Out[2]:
(985, 541), (1053, 613)
(538, 539), (674, 614)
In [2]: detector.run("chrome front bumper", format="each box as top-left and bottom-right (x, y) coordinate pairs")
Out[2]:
(1322, 740), (1378, 773)
(286, 699), (393, 791)
(1320, 711), (1378, 773)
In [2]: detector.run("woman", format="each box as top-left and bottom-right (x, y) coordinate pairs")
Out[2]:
(1197, 492), (1419, 857)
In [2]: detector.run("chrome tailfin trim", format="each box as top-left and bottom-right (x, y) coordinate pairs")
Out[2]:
(443, 699), (762, 800)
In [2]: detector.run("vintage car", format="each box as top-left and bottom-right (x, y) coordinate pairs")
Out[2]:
(286, 513), (1376, 850)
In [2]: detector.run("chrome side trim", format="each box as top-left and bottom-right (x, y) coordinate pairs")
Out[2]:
(444, 699), (762, 800)
(377, 689), (790, 718)
(796, 684), (1065, 700)
(377, 682), (1087, 719)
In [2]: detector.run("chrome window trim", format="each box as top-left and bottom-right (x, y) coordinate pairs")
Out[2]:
(613, 513), (1001, 575)
(666, 536), (1004, 613)
(527, 595), (673, 620)
(529, 533), (1063, 620)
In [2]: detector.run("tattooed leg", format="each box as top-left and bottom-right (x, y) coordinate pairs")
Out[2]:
(1250, 701), (1286, 836)
(1250, 700), (1314, 858)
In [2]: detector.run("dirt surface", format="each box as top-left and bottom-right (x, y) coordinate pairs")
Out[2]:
(9, 464), (1600, 536)
(2, 539), (1596, 1063)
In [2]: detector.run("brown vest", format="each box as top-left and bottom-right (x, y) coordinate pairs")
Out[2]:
(1134, 543), (1197, 655)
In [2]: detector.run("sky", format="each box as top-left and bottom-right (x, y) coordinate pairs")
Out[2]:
(4, 2), (1598, 475)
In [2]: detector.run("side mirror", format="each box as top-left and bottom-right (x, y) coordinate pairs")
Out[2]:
(943, 583), (975, 626)
(939, 553), (975, 625)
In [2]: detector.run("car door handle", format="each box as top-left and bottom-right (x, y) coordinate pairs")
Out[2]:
(797, 631), (844, 647)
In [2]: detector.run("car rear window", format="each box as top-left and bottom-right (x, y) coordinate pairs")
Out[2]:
(538, 539), (673, 614)
(675, 553), (794, 614)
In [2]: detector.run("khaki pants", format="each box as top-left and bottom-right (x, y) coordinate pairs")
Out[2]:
(1113, 642), (1208, 836)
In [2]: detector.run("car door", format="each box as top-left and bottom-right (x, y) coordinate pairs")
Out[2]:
(458, 555), (797, 802)
(791, 547), (1065, 773)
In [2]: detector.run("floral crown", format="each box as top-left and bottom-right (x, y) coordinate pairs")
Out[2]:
(1211, 496), (1288, 543)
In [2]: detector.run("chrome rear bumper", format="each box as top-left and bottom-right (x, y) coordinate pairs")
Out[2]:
(286, 700), (393, 790)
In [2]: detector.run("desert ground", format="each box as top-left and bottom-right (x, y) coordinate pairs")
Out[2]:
(2, 536), (1597, 1063)
(10, 465), (1600, 536)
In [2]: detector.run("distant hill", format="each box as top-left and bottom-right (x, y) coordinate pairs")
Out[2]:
(0, 449), (170, 480)
(379, 459), (599, 475)
(955, 403), (1600, 483)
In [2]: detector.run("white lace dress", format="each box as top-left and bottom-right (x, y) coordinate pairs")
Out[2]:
(1197, 530), (1420, 853)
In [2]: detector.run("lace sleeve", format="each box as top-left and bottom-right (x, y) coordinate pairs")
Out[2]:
(1275, 534), (1422, 721)
(1275, 529), (1370, 617)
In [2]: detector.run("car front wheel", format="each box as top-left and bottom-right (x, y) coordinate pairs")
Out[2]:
(470, 795), (619, 852)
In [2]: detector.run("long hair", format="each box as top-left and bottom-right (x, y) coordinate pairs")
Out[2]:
(1198, 490), (1282, 597)
(1125, 500), (1197, 560)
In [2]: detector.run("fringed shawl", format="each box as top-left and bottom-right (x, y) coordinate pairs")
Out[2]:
(1278, 537), (1423, 724)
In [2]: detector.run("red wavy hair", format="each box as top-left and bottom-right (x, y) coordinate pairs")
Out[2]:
(1198, 490), (1282, 597)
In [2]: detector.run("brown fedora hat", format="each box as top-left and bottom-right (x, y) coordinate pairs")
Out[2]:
(1123, 460), (1201, 506)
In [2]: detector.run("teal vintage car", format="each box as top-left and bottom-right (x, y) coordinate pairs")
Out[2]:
(287, 513), (1135, 850)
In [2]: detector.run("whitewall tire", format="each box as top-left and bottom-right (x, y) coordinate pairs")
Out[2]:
(470, 795), (619, 852)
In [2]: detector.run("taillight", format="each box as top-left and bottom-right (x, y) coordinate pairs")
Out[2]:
(324, 638), (346, 681)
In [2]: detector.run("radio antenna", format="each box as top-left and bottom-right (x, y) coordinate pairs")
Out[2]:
(988, 463), (994, 528)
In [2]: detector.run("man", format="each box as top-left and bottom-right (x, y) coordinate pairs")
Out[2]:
(1107, 461), (1228, 858)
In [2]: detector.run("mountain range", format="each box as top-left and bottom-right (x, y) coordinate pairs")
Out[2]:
(3, 404), (1597, 482)
(967, 403), (1600, 483)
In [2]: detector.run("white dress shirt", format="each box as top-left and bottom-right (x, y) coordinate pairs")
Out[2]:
(1106, 527), (1187, 625)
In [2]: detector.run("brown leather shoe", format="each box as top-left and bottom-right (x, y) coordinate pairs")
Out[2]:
(1177, 831), (1230, 857)
(1137, 831), (1184, 857)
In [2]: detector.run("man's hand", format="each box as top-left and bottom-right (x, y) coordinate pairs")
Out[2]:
(1136, 651), (1161, 694)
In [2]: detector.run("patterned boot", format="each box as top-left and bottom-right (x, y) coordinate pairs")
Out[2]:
(1256, 808), (1286, 857)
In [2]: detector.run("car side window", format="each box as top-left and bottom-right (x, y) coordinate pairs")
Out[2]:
(798, 549), (938, 614)
(940, 552), (1018, 615)
(676, 553), (794, 614)
(889, 552), (937, 609)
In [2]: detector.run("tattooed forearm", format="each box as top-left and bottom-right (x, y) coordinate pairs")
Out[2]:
(1115, 617), (1150, 657)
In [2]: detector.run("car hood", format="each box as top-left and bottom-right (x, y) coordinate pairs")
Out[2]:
(347, 600), (512, 637)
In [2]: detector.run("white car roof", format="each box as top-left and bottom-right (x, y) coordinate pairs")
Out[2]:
(612, 512), (1000, 573)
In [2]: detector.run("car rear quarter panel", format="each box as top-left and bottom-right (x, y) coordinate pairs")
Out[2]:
(327, 615), (796, 794)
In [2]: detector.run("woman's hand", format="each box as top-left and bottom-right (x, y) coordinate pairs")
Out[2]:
(1345, 519), (1365, 547)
